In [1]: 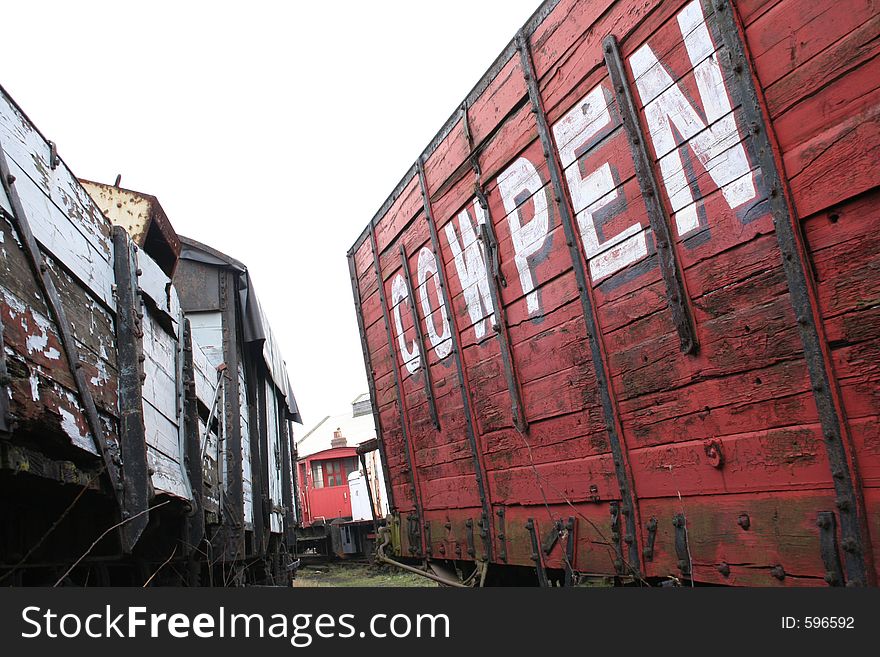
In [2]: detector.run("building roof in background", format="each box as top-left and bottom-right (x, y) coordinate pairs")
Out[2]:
(297, 396), (375, 459)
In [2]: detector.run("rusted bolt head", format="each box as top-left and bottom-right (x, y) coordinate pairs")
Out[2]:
(613, 559), (623, 571)
(717, 562), (731, 577)
(836, 497), (851, 511)
(678, 559), (688, 571)
(823, 571), (839, 585)
(624, 534), (634, 544)
(642, 547), (653, 558)
(841, 538), (859, 553)
(737, 513), (750, 530)
(771, 565), (785, 581)
(816, 515), (830, 529)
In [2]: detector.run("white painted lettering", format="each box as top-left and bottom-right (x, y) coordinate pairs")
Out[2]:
(629, 0), (755, 236)
(498, 157), (550, 315)
(417, 247), (452, 359)
(553, 85), (648, 281)
(443, 199), (495, 340)
(391, 273), (420, 374)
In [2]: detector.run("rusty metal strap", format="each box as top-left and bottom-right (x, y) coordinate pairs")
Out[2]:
(516, 31), (642, 576)
(111, 226), (150, 551)
(418, 157), (495, 560)
(0, 147), (123, 511)
(463, 99), (528, 435)
(479, 223), (528, 434)
(714, 0), (872, 587)
(603, 35), (699, 355)
(369, 224), (424, 555)
(346, 253), (395, 511)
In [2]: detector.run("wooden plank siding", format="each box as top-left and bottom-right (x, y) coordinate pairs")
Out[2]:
(0, 86), (119, 462)
(349, 0), (880, 585)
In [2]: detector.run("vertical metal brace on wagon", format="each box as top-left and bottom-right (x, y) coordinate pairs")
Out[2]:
(465, 517), (476, 559)
(369, 224), (424, 556)
(643, 516), (658, 562)
(603, 35), (699, 355)
(398, 242), (440, 430)
(673, 513), (691, 577)
(462, 101), (529, 435)
(182, 318), (205, 552)
(418, 157), (494, 561)
(111, 226), (151, 551)
(817, 512), (845, 587)
(0, 147), (125, 518)
(525, 518), (549, 587)
(347, 252), (396, 511)
(495, 507), (508, 562)
(218, 266), (244, 556)
(564, 517), (576, 586)
(516, 30), (642, 576)
(610, 501), (624, 574)
(714, 0), (873, 586)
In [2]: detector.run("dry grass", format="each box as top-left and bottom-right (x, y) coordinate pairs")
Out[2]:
(292, 562), (438, 588)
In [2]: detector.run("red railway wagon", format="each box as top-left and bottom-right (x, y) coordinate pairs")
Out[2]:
(348, 0), (880, 586)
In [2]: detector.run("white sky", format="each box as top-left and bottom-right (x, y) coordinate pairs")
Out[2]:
(2, 0), (540, 430)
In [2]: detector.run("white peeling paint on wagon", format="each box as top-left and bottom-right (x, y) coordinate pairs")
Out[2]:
(240, 360), (254, 527)
(0, 91), (115, 312)
(265, 380), (283, 534)
(443, 199), (495, 341)
(629, 0), (756, 237)
(140, 265), (192, 500)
